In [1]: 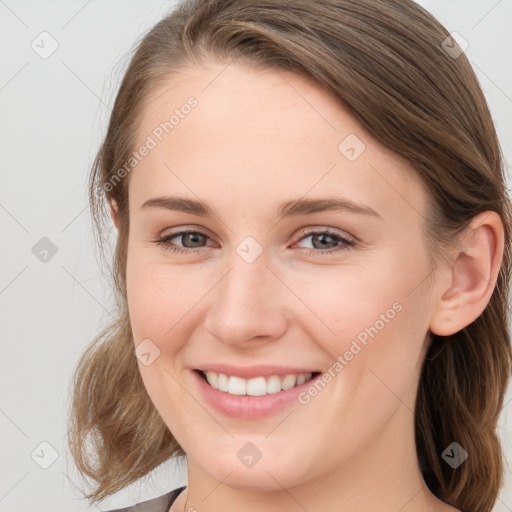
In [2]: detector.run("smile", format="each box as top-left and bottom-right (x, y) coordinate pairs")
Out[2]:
(197, 369), (321, 396)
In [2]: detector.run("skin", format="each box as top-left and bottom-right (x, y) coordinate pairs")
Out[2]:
(109, 60), (504, 512)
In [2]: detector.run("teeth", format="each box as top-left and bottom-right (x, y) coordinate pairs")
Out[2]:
(217, 373), (229, 392)
(247, 376), (266, 396)
(228, 376), (246, 395)
(204, 371), (313, 396)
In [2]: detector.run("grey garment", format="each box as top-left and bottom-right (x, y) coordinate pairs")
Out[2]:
(105, 486), (186, 512)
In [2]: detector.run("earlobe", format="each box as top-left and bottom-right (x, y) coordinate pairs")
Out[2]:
(109, 199), (120, 231)
(429, 211), (504, 337)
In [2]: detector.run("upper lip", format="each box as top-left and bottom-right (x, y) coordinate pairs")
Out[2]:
(195, 364), (321, 379)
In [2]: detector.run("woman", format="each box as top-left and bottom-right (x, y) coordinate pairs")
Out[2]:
(68, 1), (512, 511)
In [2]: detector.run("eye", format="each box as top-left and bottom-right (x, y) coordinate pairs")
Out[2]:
(153, 227), (356, 256)
(293, 228), (356, 256)
(154, 229), (213, 254)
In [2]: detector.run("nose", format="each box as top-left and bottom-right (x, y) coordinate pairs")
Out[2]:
(203, 254), (288, 348)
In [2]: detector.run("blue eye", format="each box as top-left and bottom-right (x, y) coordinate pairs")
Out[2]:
(154, 228), (356, 256)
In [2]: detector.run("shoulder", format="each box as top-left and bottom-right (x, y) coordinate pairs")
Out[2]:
(104, 486), (187, 512)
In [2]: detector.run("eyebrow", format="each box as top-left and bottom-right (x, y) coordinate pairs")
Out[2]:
(141, 195), (382, 220)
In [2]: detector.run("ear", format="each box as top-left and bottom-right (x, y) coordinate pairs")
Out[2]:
(429, 211), (505, 336)
(109, 199), (120, 231)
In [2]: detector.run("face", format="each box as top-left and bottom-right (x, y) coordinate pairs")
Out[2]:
(124, 61), (438, 492)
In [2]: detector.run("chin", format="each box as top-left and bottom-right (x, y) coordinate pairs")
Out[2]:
(209, 465), (302, 492)
(192, 449), (316, 492)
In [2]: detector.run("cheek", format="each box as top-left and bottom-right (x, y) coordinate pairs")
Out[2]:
(293, 249), (430, 395)
(126, 256), (196, 344)
(126, 259), (199, 430)
(282, 262), (406, 353)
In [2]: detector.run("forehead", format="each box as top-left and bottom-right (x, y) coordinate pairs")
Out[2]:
(129, 62), (426, 222)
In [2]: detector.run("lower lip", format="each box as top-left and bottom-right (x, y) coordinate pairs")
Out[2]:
(191, 370), (321, 420)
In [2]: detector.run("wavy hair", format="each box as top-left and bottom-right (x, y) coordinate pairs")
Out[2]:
(67, 1), (512, 510)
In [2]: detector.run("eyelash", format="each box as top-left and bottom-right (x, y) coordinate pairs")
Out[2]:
(153, 228), (356, 256)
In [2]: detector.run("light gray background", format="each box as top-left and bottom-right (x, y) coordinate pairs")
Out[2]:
(0, 1), (511, 511)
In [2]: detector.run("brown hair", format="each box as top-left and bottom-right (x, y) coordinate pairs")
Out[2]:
(67, 1), (512, 510)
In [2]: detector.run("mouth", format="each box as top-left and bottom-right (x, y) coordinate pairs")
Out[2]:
(194, 369), (321, 396)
